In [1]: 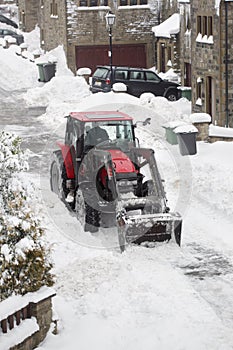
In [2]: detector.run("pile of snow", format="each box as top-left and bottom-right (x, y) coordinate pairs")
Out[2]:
(158, 68), (180, 83)
(0, 45), (39, 90)
(209, 124), (233, 138)
(24, 75), (90, 108)
(192, 142), (233, 217)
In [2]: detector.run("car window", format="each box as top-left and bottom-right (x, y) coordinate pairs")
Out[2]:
(3, 30), (14, 35)
(114, 70), (127, 80)
(129, 71), (145, 81)
(145, 71), (161, 82)
(93, 67), (109, 79)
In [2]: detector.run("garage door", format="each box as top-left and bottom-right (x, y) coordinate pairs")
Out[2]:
(75, 44), (147, 73)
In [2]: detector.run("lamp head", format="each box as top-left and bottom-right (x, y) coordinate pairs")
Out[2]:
(105, 12), (116, 28)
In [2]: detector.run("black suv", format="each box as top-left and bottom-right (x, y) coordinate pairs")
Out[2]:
(90, 66), (181, 101)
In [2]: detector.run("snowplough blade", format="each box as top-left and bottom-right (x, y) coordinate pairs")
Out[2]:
(117, 213), (182, 251)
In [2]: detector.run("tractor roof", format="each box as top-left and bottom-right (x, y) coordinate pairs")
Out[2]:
(69, 111), (133, 122)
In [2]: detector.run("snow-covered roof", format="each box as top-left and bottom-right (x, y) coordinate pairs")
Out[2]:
(152, 13), (180, 38)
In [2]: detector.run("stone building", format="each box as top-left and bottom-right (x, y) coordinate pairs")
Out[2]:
(179, 0), (233, 127)
(18, 0), (160, 74)
(152, 12), (180, 73)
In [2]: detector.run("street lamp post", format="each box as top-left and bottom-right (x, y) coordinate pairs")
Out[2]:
(105, 12), (116, 86)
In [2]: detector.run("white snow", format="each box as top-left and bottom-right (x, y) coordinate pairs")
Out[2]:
(158, 67), (180, 83)
(190, 113), (211, 123)
(174, 124), (198, 134)
(152, 13), (180, 38)
(0, 287), (55, 320)
(76, 67), (92, 76)
(0, 318), (39, 350)
(1, 25), (233, 350)
(209, 124), (233, 137)
(112, 82), (128, 92)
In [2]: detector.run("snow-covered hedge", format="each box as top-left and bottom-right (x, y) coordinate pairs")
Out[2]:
(0, 131), (54, 301)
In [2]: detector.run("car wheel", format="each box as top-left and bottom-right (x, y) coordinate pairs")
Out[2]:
(166, 91), (178, 101)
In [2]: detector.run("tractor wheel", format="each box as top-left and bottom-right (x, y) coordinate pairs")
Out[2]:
(75, 188), (86, 226)
(85, 202), (100, 233)
(76, 189), (100, 233)
(50, 151), (68, 200)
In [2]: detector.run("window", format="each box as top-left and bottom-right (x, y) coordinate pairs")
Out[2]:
(197, 16), (201, 34)
(78, 0), (108, 6)
(115, 70), (127, 80)
(185, 29), (191, 49)
(197, 82), (201, 98)
(50, 0), (58, 16)
(119, 0), (147, 5)
(130, 71), (145, 80)
(41, 29), (44, 45)
(186, 13), (191, 31)
(208, 16), (213, 36)
(90, 0), (98, 5)
(196, 77), (203, 105)
(145, 71), (160, 82)
(203, 16), (207, 36)
(196, 15), (213, 37)
(79, 0), (87, 5)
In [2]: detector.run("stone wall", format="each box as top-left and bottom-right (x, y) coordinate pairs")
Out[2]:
(208, 135), (233, 143)
(192, 121), (210, 141)
(0, 290), (56, 350)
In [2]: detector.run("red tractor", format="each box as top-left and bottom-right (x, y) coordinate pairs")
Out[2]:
(50, 111), (182, 251)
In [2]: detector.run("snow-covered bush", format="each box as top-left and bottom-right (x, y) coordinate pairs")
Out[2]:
(0, 131), (54, 301)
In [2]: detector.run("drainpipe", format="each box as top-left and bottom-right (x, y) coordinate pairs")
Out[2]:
(225, 0), (229, 127)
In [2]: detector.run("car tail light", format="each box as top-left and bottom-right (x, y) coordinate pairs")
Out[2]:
(105, 78), (111, 85)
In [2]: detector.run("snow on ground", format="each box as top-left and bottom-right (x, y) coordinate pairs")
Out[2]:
(1, 30), (233, 350)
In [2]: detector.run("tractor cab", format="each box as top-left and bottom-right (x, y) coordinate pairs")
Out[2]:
(64, 111), (136, 157)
